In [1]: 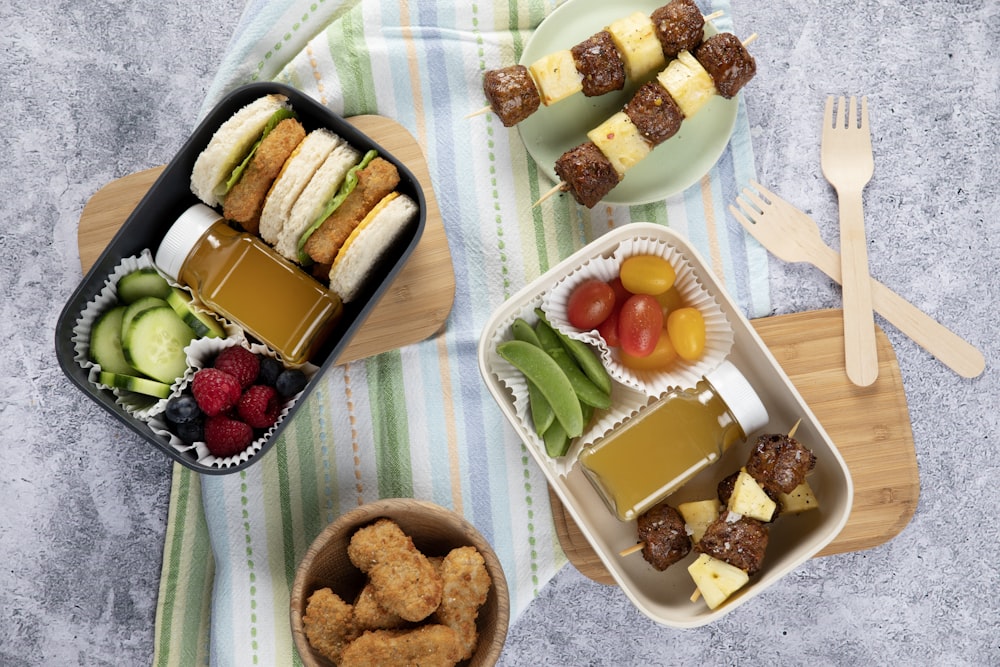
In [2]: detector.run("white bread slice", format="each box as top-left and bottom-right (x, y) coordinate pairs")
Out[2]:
(258, 128), (341, 245)
(190, 94), (290, 208)
(328, 193), (418, 302)
(274, 142), (361, 261)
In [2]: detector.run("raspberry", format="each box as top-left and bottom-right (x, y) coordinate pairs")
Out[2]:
(238, 385), (282, 429)
(191, 368), (242, 416)
(213, 346), (260, 388)
(204, 415), (253, 457)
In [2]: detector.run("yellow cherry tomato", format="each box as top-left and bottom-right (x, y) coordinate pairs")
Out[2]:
(620, 329), (678, 370)
(655, 286), (684, 318)
(667, 307), (706, 361)
(619, 255), (676, 296)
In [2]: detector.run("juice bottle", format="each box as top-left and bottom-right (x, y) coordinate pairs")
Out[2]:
(155, 204), (342, 365)
(579, 360), (768, 521)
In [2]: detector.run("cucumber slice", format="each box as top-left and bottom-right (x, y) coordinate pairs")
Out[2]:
(166, 288), (225, 338)
(122, 306), (195, 384)
(121, 296), (169, 339)
(98, 371), (173, 399)
(89, 306), (136, 375)
(117, 268), (172, 304)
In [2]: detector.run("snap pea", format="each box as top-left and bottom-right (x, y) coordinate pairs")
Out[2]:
(497, 340), (584, 438)
(542, 418), (570, 458)
(549, 347), (612, 409)
(535, 308), (612, 395)
(511, 318), (554, 435)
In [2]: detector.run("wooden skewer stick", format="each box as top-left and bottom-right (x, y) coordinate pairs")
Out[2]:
(703, 10), (724, 21)
(465, 105), (492, 119)
(532, 181), (566, 207)
(619, 542), (645, 557)
(787, 418), (803, 438)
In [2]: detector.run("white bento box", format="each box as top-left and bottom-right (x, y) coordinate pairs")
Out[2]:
(477, 223), (853, 627)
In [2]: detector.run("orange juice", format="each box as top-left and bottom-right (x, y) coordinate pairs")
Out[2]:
(156, 204), (342, 365)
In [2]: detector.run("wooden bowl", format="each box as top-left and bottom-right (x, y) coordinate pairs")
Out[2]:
(290, 498), (510, 666)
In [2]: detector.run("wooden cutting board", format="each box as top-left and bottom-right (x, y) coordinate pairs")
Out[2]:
(551, 308), (919, 584)
(77, 115), (455, 365)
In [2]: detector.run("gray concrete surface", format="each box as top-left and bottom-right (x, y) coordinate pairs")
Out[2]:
(2, 1), (997, 665)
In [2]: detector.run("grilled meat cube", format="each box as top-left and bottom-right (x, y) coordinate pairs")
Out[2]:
(746, 433), (817, 495)
(553, 141), (621, 208)
(694, 32), (757, 98)
(636, 502), (691, 571)
(571, 30), (626, 97)
(651, 0), (705, 58)
(482, 65), (541, 127)
(623, 81), (684, 146)
(696, 514), (769, 575)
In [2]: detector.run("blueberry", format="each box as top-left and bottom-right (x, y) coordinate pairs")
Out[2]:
(275, 369), (308, 397)
(165, 395), (202, 424)
(174, 418), (204, 444)
(256, 355), (283, 387)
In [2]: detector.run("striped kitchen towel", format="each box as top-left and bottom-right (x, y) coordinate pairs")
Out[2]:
(153, 0), (770, 664)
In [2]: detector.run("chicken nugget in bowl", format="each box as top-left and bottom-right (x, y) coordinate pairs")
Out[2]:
(290, 499), (509, 667)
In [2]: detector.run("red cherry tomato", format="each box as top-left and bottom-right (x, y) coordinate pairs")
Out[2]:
(608, 276), (631, 303)
(566, 279), (616, 330)
(617, 294), (663, 357)
(596, 306), (621, 347)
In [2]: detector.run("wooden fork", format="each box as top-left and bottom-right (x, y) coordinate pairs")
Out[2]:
(730, 182), (985, 379)
(821, 95), (878, 386)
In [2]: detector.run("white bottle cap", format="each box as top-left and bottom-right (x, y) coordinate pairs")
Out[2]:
(154, 203), (223, 281)
(704, 360), (769, 436)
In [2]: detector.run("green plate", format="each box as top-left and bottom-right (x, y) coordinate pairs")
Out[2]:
(517, 0), (738, 206)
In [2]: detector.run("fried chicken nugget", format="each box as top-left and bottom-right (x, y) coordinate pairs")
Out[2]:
(434, 546), (492, 661)
(339, 625), (464, 667)
(347, 519), (443, 623)
(302, 587), (359, 664)
(303, 156), (400, 264)
(353, 581), (407, 631)
(223, 117), (306, 234)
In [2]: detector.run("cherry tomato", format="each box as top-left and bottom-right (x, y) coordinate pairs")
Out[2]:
(620, 329), (678, 370)
(596, 306), (621, 347)
(667, 307), (706, 361)
(566, 279), (616, 330)
(619, 255), (676, 296)
(655, 286), (684, 319)
(617, 294), (663, 357)
(608, 276), (631, 304)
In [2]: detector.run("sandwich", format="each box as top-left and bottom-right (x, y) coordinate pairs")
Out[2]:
(190, 94), (295, 209)
(187, 94), (420, 304)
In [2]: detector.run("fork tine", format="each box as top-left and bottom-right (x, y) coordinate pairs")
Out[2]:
(824, 95), (835, 130)
(748, 180), (779, 202)
(848, 95), (858, 129)
(738, 185), (769, 213)
(859, 95), (869, 130)
(728, 204), (756, 229)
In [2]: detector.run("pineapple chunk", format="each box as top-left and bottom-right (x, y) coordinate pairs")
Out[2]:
(656, 50), (717, 117)
(677, 499), (721, 544)
(586, 111), (651, 175)
(688, 553), (749, 610)
(529, 50), (583, 106)
(728, 470), (777, 522)
(606, 12), (665, 81)
(778, 481), (819, 514)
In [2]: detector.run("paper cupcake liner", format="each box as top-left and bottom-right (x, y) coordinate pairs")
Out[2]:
(146, 338), (320, 469)
(70, 250), (242, 420)
(542, 235), (734, 397)
(484, 295), (652, 478)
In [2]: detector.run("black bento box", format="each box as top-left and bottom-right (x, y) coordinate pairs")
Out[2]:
(55, 82), (426, 474)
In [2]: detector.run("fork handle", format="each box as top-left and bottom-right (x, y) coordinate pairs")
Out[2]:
(837, 189), (880, 386)
(809, 242), (985, 379)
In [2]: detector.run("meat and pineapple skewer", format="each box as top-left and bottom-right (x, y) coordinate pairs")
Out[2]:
(540, 31), (757, 208)
(619, 421), (817, 610)
(470, 1), (722, 126)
